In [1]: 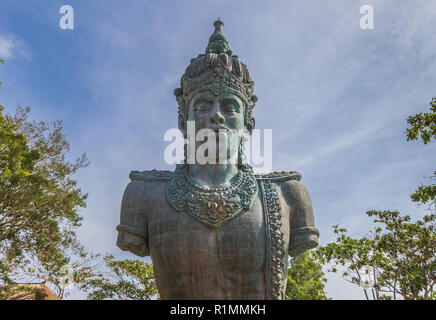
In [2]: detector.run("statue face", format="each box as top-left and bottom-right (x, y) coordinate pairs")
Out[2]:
(186, 90), (246, 163)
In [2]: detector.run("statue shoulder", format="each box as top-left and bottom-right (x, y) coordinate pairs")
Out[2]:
(129, 169), (172, 182)
(121, 169), (171, 205)
(257, 171), (319, 257)
(255, 170), (302, 183)
(255, 170), (313, 216)
(117, 169), (172, 257)
(255, 171), (309, 206)
(275, 173), (311, 207)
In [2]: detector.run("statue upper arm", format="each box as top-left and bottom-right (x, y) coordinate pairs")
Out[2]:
(116, 180), (149, 257)
(280, 179), (319, 257)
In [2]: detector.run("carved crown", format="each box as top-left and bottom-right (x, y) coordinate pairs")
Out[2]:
(174, 19), (257, 122)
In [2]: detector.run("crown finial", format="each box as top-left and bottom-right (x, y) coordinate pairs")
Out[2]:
(205, 18), (232, 55)
(214, 17), (223, 28)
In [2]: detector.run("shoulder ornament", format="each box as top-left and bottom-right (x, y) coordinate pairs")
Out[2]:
(255, 171), (301, 182)
(129, 169), (172, 182)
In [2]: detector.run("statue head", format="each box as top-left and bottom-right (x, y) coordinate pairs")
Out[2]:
(174, 19), (257, 165)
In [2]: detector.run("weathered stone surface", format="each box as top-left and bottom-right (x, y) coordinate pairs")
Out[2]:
(116, 19), (319, 300)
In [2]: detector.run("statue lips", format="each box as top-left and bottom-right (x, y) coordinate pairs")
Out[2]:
(212, 126), (234, 157)
(211, 126), (230, 145)
(212, 126), (238, 141)
(211, 125), (230, 133)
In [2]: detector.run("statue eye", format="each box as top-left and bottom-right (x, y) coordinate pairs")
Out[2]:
(223, 102), (239, 114)
(195, 103), (212, 112)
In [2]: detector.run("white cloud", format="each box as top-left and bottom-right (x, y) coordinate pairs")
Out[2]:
(0, 35), (31, 61)
(0, 37), (14, 59)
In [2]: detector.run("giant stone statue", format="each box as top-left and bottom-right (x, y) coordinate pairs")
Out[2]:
(116, 19), (319, 300)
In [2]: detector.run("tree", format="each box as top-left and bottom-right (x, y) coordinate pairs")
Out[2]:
(0, 104), (90, 299)
(315, 211), (435, 300)
(369, 210), (435, 300)
(314, 224), (383, 300)
(315, 98), (436, 300)
(406, 97), (436, 209)
(0, 59), (3, 86)
(78, 255), (159, 300)
(285, 251), (330, 300)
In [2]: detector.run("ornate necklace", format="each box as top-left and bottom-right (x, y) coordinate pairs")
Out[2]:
(166, 164), (258, 226)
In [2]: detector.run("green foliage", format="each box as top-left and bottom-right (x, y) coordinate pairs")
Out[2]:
(0, 59), (3, 86)
(406, 97), (436, 145)
(315, 211), (436, 300)
(410, 173), (436, 206)
(285, 251), (330, 300)
(369, 210), (435, 300)
(410, 173), (436, 209)
(78, 255), (159, 300)
(0, 105), (89, 299)
(316, 97), (436, 300)
(314, 224), (381, 300)
(406, 98), (436, 208)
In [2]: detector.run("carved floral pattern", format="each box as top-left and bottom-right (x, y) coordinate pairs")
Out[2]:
(261, 180), (286, 300)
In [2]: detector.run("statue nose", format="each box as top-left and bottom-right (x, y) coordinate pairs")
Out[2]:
(210, 111), (225, 124)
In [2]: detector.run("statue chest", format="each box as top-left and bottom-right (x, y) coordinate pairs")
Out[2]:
(140, 176), (291, 299)
(147, 190), (268, 299)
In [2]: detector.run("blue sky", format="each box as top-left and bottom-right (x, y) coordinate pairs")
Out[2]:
(1, 0), (435, 299)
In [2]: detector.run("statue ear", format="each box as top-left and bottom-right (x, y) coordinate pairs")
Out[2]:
(246, 117), (255, 134)
(178, 114), (187, 139)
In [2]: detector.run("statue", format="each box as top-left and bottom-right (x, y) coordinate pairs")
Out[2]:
(116, 19), (319, 300)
